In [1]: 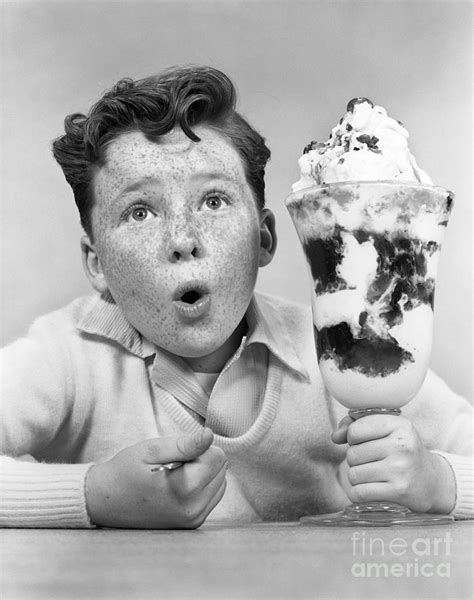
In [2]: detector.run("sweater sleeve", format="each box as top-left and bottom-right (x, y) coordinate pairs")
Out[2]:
(1, 312), (94, 528)
(1, 317), (75, 456)
(404, 370), (473, 519)
(0, 456), (95, 528)
(430, 452), (473, 519)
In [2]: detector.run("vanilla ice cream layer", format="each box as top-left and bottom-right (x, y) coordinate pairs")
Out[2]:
(388, 304), (434, 357)
(337, 231), (378, 287)
(311, 289), (366, 335)
(318, 356), (430, 409)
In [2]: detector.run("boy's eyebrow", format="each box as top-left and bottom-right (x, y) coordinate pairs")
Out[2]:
(116, 172), (239, 200)
(117, 177), (161, 198)
(191, 171), (239, 185)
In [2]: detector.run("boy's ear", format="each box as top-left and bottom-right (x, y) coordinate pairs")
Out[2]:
(81, 235), (109, 294)
(258, 208), (277, 267)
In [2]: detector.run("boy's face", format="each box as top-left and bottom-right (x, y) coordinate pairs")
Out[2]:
(83, 126), (276, 369)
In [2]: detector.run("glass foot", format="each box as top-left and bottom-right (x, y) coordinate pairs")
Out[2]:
(300, 502), (454, 527)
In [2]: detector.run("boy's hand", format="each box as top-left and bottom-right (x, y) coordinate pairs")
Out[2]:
(332, 415), (455, 514)
(85, 428), (227, 529)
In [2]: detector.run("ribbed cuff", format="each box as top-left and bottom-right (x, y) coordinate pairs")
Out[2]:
(0, 456), (95, 528)
(431, 451), (473, 519)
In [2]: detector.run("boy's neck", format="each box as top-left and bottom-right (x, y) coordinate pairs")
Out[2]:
(183, 318), (247, 374)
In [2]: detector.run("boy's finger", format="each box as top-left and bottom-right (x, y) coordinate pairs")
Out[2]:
(199, 454), (228, 491)
(347, 482), (393, 504)
(196, 476), (228, 523)
(346, 439), (388, 466)
(143, 428), (214, 464)
(348, 460), (389, 486)
(175, 428), (215, 458)
(331, 416), (354, 444)
(347, 415), (400, 445)
(201, 461), (228, 497)
(171, 448), (228, 493)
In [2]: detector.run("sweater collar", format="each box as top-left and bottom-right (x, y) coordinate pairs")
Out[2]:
(77, 292), (155, 359)
(77, 291), (308, 379)
(245, 293), (309, 379)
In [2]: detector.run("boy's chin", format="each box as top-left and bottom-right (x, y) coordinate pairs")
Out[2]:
(153, 317), (247, 369)
(178, 340), (228, 360)
(164, 335), (240, 372)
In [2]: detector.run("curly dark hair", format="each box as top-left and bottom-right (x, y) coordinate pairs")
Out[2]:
(52, 65), (271, 238)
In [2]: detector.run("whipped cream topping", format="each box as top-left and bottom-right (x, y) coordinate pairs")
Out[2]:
(292, 98), (432, 191)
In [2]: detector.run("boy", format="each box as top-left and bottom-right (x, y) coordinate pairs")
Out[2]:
(0, 66), (472, 528)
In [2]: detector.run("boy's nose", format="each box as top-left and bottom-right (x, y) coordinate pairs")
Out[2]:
(165, 220), (203, 263)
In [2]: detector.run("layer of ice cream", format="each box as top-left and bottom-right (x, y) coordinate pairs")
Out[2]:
(292, 98), (432, 191)
(286, 182), (453, 408)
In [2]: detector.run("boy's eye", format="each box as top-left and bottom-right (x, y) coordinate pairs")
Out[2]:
(205, 196), (222, 210)
(125, 206), (155, 223)
(201, 193), (229, 211)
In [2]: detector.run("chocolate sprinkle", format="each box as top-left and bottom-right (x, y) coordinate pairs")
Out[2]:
(346, 97), (374, 113)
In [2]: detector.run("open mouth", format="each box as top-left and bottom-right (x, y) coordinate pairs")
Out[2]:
(180, 289), (203, 305)
(173, 282), (211, 319)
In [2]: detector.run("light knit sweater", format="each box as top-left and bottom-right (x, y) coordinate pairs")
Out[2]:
(0, 292), (472, 527)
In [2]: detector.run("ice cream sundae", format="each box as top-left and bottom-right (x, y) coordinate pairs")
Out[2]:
(286, 98), (453, 409)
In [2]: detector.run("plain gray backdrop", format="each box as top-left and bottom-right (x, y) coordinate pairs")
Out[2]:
(1, 0), (472, 400)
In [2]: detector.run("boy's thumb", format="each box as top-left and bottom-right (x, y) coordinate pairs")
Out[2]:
(331, 416), (354, 445)
(175, 428), (214, 459)
(144, 428), (214, 464)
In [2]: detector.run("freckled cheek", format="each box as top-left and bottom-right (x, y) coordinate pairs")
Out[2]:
(98, 236), (162, 292)
(210, 223), (261, 288)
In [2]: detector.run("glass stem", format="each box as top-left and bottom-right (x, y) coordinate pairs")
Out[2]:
(348, 407), (401, 420)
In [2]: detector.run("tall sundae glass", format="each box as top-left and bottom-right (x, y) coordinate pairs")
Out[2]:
(287, 98), (455, 525)
(286, 181), (454, 526)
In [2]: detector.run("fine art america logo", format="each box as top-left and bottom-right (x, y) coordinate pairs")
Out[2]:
(351, 531), (452, 578)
